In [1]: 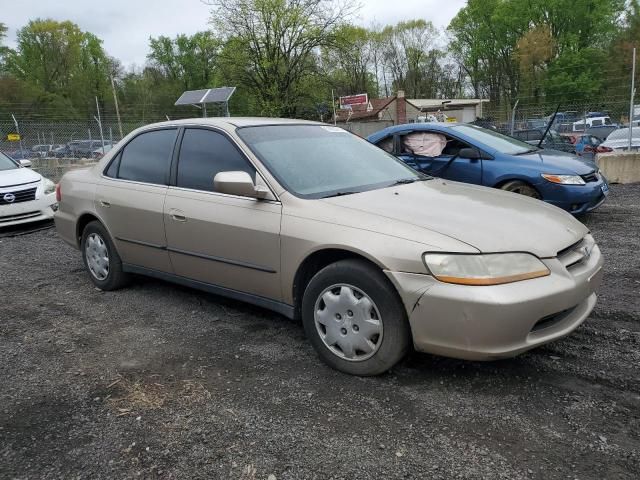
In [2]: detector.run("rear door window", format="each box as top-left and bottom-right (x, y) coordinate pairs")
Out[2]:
(117, 129), (177, 184)
(176, 128), (256, 192)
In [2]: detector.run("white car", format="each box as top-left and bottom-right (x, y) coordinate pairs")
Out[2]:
(601, 127), (640, 151)
(572, 116), (613, 131)
(0, 152), (58, 227)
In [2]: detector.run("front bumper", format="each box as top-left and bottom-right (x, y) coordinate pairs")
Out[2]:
(537, 178), (609, 215)
(0, 193), (57, 227)
(385, 241), (603, 361)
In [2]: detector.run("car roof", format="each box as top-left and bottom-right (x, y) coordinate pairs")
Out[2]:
(140, 117), (324, 129)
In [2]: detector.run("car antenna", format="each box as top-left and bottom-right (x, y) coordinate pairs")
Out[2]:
(538, 104), (561, 149)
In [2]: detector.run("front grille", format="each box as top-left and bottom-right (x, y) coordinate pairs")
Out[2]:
(581, 171), (599, 183)
(0, 187), (37, 205)
(557, 235), (596, 270)
(531, 306), (577, 332)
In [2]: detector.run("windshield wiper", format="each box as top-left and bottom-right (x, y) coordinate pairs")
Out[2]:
(390, 178), (426, 186)
(321, 191), (360, 198)
(515, 148), (540, 155)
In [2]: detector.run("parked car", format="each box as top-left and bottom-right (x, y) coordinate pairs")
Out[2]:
(0, 151), (57, 227)
(31, 144), (63, 157)
(55, 118), (604, 376)
(91, 144), (114, 159)
(511, 128), (576, 154)
(54, 140), (114, 158)
(368, 123), (609, 215)
(572, 116), (615, 132)
(600, 127), (640, 151)
(4, 148), (34, 160)
(566, 134), (613, 161)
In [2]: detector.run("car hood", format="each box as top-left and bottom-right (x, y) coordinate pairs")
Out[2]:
(0, 167), (41, 188)
(320, 180), (588, 258)
(516, 149), (597, 174)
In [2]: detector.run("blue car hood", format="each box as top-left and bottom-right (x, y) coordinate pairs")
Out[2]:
(517, 149), (597, 175)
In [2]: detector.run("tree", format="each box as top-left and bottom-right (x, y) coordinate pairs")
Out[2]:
(320, 24), (376, 97)
(148, 31), (221, 91)
(3, 19), (112, 119)
(206, 0), (356, 117)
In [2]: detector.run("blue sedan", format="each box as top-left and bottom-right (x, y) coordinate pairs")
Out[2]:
(367, 123), (609, 215)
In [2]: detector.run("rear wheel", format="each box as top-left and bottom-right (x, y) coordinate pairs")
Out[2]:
(301, 259), (410, 376)
(500, 180), (541, 199)
(80, 221), (129, 291)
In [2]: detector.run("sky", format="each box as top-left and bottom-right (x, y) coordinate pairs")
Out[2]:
(3, 0), (467, 68)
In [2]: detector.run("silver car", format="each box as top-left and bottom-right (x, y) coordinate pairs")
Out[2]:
(55, 118), (604, 375)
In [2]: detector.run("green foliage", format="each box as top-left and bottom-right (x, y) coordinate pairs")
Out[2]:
(0, 0), (637, 123)
(448, 0), (628, 113)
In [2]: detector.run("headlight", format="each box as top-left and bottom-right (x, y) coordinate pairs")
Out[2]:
(43, 178), (56, 194)
(423, 253), (550, 286)
(541, 174), (585, 185)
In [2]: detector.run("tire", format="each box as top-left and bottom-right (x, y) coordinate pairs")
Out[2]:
(80, 220), (130, 291)
(301, 259), (410, 376)
(500, 180), (541, 199)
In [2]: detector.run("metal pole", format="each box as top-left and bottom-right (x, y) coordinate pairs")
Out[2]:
(510, 99), (519, 135)
(95, 96), (105, 154)
(11, 114), (25, 160)
(332, 89), (337, 126)
(110, 75), (124, 139)
(629, 47), (636, 151)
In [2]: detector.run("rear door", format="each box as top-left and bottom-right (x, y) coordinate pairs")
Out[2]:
(96, 127), (178, 272)
(164, 127), (282, 300)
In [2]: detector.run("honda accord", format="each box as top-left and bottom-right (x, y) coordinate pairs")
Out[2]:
(55, 118), (604, 375)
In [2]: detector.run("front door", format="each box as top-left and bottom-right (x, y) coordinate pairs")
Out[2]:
(164, 127), (282, 301)
(96, 128), (178, 272)
(397, 131), (483, 185)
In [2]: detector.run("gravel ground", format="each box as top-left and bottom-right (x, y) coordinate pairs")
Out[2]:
(1, 184), (639, 480)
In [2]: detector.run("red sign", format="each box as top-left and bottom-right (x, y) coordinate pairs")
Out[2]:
(339, 94), (368, 107)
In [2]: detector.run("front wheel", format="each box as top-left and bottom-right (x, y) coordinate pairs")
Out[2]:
(301, 259), (410, 376)
(500, 180), (541, 199)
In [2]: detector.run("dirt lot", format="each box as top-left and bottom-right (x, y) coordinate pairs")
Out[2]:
(1, 184), (639, 480)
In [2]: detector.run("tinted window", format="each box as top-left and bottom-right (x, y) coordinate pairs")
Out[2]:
(177, 128), (255, 192)
(118, 129), (177, 184)
(104, 152), (121, 178)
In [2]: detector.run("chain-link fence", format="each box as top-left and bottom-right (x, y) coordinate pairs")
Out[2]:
(477, 97), (635, 140)
(1, 97), (637, 182)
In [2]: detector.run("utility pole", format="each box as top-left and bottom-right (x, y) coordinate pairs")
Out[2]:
(110, 75), (124, 140)
(629, 47), (636, 151)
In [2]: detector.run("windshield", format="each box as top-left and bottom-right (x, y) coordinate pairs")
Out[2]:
(450, 124), (537, 155)
(237, 125), (423, 198)
(0, 151), (19, 171)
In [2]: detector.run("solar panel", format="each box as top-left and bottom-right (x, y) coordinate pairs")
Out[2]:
(203, 87), (236, 103)
(174, 89), (210, 106)
(174, 87), (236, 106)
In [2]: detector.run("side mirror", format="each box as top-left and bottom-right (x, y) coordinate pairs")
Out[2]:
(20, 159), (32, 168)
(213, 171), (269, 199)
(458, 147), (483, 160)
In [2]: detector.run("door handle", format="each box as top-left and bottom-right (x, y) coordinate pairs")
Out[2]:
(169, 209), (187, 222)
(99, 200), (111, 208)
